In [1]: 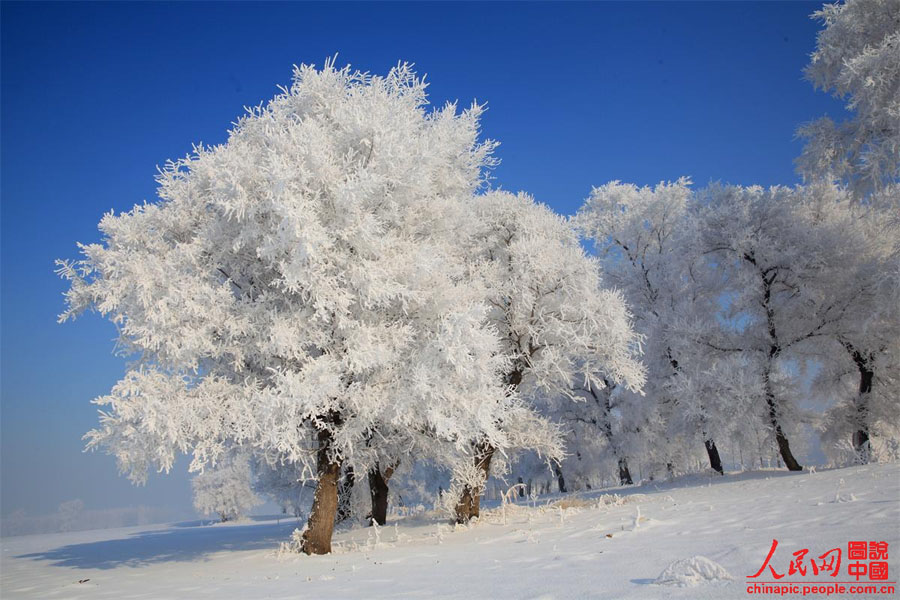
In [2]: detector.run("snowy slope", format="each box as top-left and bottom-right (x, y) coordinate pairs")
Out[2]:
(2, 463), (897, 599)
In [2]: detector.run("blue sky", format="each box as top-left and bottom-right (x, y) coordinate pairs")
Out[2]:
(1, 1), (846, 519)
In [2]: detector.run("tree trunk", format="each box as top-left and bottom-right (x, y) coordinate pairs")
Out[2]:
(368, 463), (395, 526)
(845, 343), (873, 461)
(853, 366), (873, 458)
(765, 387), (803, 471)
(763, 360), (803, 471)
(335, 465), (355, 524)
(618, 457), (633, 485)
(669, 352), (724, 476)
(748, 257), (803, 472)
(705, 439), (724, 474)
(301, 428), (343, 555)
(454, 444), (495, 524)
(589, 380), (634, 487)
(553, 462), (567, 493)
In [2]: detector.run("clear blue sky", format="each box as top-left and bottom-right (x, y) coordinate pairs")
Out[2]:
(1, 1), (846, 519)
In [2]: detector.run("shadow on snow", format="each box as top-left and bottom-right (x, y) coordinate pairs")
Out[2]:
(16, 468), (820, 570)
(15, 520), (299, 570)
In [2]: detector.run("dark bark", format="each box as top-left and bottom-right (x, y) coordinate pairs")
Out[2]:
(587, 380), (635, 487)
(705, 439), (724, 474)
(335, 465), (355, 524)
(618, 458), (633, 485)
(553, 462), (567, 493)
(853, 375), (873, 455)
(844, 343), (874, 461)
(454, 444), (495, 524)
(301, 427), (343, 555)
(764, 386), (803, 471)
(453, 366), (523, 523)
(368, 462), (395, 526)
(670, 350), (723, 475)
(754, 257), (802, 472)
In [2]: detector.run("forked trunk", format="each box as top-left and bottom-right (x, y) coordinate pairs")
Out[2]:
(705, 439), (724, 474)
(301, 429), (343, 555)
(454, 444), (495, 524)
(618, 457), (633, 485)
(368, 462), (396, 526)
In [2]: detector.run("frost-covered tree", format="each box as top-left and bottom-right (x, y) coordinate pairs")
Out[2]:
(451, 191), (645, 522)
(253, 460), (307, 518)
(797, 185), (900, 462)
(576, 179), (733, 475)
(797, 0), (900, 198)
(192, 452), (260, 522)
(555, 377), (640, 487)
(58, 61), (552, 554)
(692, 183), (878, 471)
(796, 0), (900, 459)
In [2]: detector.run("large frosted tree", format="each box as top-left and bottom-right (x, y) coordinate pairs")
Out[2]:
(58, 61), (552, 554)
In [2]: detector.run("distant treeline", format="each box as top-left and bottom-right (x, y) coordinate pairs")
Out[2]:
(0, 501), (180, 537)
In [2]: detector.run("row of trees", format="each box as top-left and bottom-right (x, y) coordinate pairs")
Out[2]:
(59, 0), (898, 554)
(194, 175), (899, 523)
(545, 0), (899, 487)
(551, 178), (897, 487)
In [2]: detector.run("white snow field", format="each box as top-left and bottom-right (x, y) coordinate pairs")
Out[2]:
(2, 463), (897, 599)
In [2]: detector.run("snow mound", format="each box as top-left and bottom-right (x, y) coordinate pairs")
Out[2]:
(652, 555), (734, 587)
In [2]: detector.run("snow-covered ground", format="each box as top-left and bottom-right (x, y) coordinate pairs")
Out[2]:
(2, 463), (897, 599)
